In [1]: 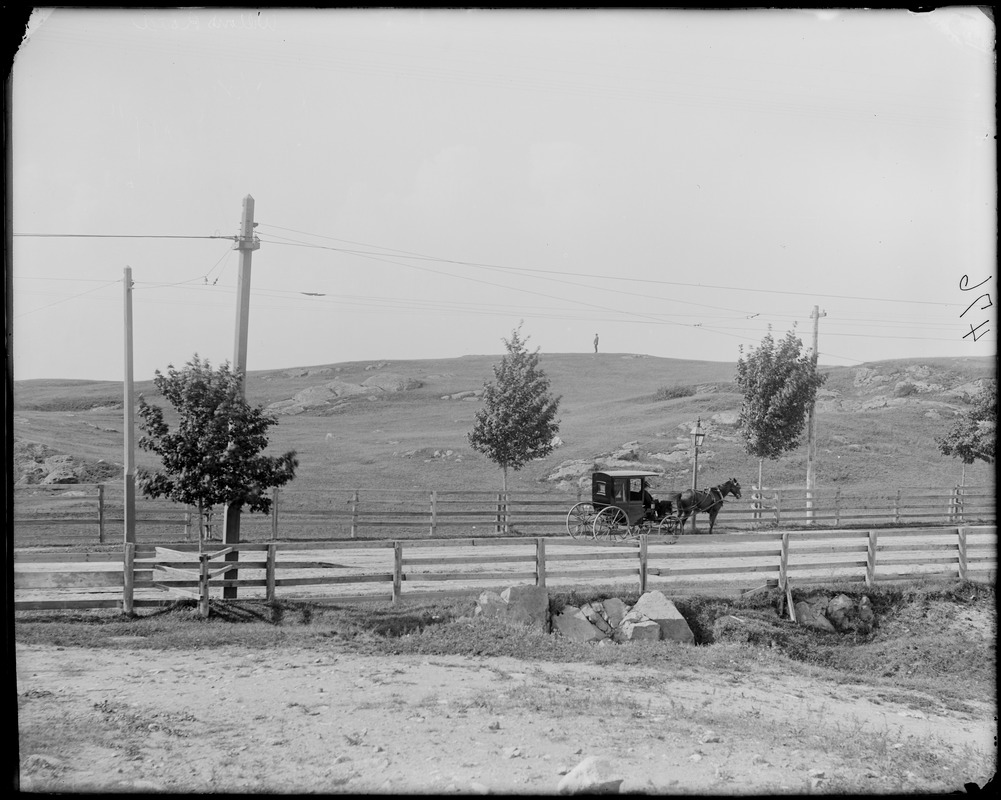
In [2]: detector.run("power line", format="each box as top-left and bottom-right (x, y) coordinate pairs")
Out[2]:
(256, 224), (959, 308)
(14, 233), (236, 241)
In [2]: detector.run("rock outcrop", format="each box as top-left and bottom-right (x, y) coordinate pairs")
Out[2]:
(556, 756), (624, 795)
(266, 374), (422, 415)
(628, 590), (696, 643)
(474, 585), (550, 633)
(551, 591), (695, 645)
(473, 587), (695, 645)
(793, 593), (876, 634)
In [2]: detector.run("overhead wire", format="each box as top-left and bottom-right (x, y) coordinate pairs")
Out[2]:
(13, 233), (236, 241)
(14, 278), (121, 318)
(256, 224), (960, 308)
(13, 221), (973, 352)
(251, 225), (972, 351)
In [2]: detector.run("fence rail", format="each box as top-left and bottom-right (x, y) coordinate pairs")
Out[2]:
(12, 483), (996, 545)
(13, 525), (996, 613)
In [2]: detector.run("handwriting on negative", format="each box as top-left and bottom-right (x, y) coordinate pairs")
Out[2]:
(959, 275), (992, 343)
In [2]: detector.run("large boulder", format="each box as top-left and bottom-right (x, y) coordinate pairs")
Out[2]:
(361, 373), (421, 392)
(824, 594), (856, 632)
(628, 591), (695, 644)
(474, 590), (509, 619)
(580, 602), (615, 637)
(825, 593), (875, 635)
(553, 606), (606, 643)
(795, 600), (837, 633)
(474, 585), (550, 632)
(556, 757), (624, 795)
(601, 598), (628, 630)
(325, 379), (372, 397)
(500, 585), (550, 632)
(614, 611), (661, 642)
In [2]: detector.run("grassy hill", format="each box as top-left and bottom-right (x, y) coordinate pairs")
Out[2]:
(12, 353), (996, 499)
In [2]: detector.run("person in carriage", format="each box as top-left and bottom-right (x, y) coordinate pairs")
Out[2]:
(641, 483), (672, 522)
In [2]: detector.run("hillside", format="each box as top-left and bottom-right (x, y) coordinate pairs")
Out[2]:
(12, 354), (996, 498)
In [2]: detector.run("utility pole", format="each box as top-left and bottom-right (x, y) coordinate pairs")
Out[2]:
(805, 305), (826, 522)
(222, 195), (260, 599)
(123, 267), (136, 547)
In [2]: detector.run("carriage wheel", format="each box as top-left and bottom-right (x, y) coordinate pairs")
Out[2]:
(566, 502), (596, 539)
(657, 515), (680, 536)
(592, 507), (631, 540)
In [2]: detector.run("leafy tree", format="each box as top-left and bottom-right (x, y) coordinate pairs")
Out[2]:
(735, 327), (827, 488)
(136, 355), (298, 548)
(468, 325), (561, 495)
(937, 378), (996, 466)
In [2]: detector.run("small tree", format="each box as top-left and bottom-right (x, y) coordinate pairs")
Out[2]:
(735, 327), (827, 490)
(468, 326), (561, 495)
(937, 378), (996, 473)
(136, 355), (298, 549)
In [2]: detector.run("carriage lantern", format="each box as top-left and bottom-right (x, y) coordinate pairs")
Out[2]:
(691, 417), (705, 490)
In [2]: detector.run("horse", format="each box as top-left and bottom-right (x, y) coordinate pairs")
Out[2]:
(676, 478), (741, 534)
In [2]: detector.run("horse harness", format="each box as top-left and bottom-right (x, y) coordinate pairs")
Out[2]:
(699, 485), (726, 513)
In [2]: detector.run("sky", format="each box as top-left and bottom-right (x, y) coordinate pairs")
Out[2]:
(10, 7), (997, 382)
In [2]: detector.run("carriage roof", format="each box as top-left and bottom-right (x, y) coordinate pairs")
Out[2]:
(593, 470), (660, 479)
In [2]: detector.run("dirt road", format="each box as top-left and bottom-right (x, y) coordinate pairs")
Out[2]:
(16, 641), (995, 794)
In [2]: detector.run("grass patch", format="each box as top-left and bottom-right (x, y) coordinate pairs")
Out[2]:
(653, 384), (696, 401)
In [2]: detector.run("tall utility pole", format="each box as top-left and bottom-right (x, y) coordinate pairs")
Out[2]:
(222, 195), (260, 599)
(805, 305), (826, 522)
(123, 267), (136, 547)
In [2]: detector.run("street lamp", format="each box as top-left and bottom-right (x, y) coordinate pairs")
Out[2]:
(691, 417), (705, 491)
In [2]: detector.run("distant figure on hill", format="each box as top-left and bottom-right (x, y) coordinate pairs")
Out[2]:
(593, 333), (599, 354)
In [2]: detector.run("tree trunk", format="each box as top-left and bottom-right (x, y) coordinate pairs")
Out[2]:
(501, 466), (509, 533)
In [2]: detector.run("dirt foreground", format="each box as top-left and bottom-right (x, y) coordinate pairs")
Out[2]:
(16, 640), (996, 795)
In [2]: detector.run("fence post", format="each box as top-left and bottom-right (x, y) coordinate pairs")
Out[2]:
(430, 491), (437, 537)
(184, 508), (192, 541)
(199, 554), (210, 618)
(266, 543), (277, 602)
(638, 535), (648, 594)
(834, 488), (841, 527)
(774, 489), (781, 526)
(392, 541), (403, 604)
(535, 537), (546, 588)
(122, 541), (135, 615)
(271, 488), (279, 541)
(97, 484), (105, 544)
(751, 485), (761, 524)
(956, 486), (966, 524)
(957, 527), (968, 581)
(779, 531), (789, 590)
(495, 493), (504, 534)
(866, 530), (878, 587)
(893, 489), (901, 525)
(350, 490), (359, 539)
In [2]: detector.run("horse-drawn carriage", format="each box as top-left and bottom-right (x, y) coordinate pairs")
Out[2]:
(565, 470), (742, 540)
(565, 471), (682, 540)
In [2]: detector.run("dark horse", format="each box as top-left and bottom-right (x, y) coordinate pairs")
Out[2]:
(677, 478), (741, 534)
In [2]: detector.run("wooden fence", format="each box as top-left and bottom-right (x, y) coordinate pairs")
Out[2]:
(12, 483), (996, 545)
(13, 525), (996, 613)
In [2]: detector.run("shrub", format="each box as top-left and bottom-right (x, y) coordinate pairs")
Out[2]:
(654, 385), (696, 401)
(894, 382), (919, 397)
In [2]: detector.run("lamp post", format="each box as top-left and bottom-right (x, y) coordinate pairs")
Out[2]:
(691, 417), (705, 491)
